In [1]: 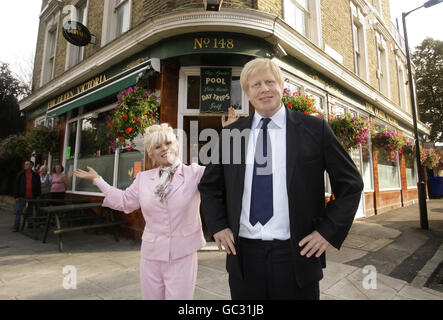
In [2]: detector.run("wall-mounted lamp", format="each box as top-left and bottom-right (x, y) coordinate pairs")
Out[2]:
(273, 43), (287, 58)
(203, 0), (223, 11)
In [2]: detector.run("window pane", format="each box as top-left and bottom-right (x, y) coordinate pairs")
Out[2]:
(406, 158), (417, 187)
(117, 134), (145, 189)
(294, 7), (306, 36)
(66, 121), (77, 190)
(187, 76), (200, 109)
(75, 111), (116, 192)
(231, 76), (241, 109)
(362, 142), (373, 190)
(116, 1), (130, 37)
(378, 155), (400, 189)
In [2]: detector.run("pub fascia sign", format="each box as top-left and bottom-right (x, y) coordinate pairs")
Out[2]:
(48, 73), (107, 109)
(62, 20), (94, 46)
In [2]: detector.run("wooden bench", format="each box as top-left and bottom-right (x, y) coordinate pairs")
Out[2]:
(40, 202), (127, 252)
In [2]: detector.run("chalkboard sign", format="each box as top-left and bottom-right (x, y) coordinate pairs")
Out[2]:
(200, 68), (232, 113)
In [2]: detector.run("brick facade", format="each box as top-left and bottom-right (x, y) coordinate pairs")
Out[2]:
(24, 0), (423, 238)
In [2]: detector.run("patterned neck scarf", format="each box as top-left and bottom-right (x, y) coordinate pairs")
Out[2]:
(154, 159), (181, 204)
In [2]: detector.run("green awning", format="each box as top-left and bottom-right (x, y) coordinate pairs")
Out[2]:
(47, 60), (157, 117)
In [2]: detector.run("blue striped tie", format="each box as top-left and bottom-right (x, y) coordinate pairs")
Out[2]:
(250, 118), (273, 226)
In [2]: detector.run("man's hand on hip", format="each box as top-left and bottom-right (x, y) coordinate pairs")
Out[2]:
(213, 228), (236, 255)
(299, 230), (330, 258)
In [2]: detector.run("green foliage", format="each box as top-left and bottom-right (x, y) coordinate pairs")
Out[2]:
(411, 38), (443, 142)
(329, 113), (370, 151)
(0, 134), (31, 159)
(26, 125), (59, 155)
(282, 88), (323, 118)
(108, 86), (159, 149)
(372, 130), (405, 162)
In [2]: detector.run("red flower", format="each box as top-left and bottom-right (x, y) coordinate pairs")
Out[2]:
(123, 114), (128, 119)
(125, 127), (133, 134)
(119, 137), (125, 141)
(288, 103), (293, 107)
(107, 122), (112, 127)
(304, 111), (309, 114)
(150, 115), (154, 119)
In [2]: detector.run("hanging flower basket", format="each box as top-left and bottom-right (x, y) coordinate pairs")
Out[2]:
(372, 130), (405, 162)
(401, 140), (415, 167)
(420, 148), (441, 169)
(329, 113), (369, 151)
(107, 86), (160, 150)
(26, 125), (60, 155)
(282, 88), (323, 118)
(0, 134), (31, 159)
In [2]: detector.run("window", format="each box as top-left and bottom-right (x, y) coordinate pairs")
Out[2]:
(375, 123), (401, 190)
(373, 0), (383, 15)
(66, 1), (88, 69)
(102, 0), (132, 45)
(396, 57), (408, 111)
(180, 67), (249, 115)
(115, 0), (131, 37)
(405, 150), (417, 189)
(283, 0), (322, 46)
(65, 105), (145, 195)
(330, 99), (373, 192)
(43, 28), (57, 85)
(376, 33), (389, 97)
(350, 2), (368, 80)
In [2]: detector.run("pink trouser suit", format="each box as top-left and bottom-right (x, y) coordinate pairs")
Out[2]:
(94, 163), (206, 299)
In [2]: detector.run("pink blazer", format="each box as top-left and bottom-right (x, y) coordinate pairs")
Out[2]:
(94, 163), (206, 261)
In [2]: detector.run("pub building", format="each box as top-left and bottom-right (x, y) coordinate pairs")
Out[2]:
(19, 0), (429, 240)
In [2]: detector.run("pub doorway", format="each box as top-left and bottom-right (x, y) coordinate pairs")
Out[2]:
(178, 66), (249, 240)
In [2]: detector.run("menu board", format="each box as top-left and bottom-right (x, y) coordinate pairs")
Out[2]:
(200, 68), (232, 113)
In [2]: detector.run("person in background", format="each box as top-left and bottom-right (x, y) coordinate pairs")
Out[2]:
(13, 160), (41, 232)
(33, 164), (41, 175)
(39, 165), (52, 205)
(50, 164), (68, 200)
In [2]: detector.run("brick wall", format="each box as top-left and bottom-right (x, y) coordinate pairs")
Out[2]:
(321, 0), (354, 73)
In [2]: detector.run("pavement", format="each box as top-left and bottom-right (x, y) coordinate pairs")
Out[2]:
(0, 195), (442, 300)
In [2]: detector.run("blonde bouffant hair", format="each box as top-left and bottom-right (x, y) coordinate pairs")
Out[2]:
(143, 123), (179, 157)
(240, 58), (284, 93)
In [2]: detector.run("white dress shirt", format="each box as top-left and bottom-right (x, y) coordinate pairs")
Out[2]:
(239, 104), (291, 240)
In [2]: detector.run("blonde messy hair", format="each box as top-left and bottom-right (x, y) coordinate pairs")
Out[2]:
(240, 58), (284, 93)
(143, 123), (179, 157)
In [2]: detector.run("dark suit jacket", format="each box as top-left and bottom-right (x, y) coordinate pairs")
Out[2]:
(198, 107), (364, 287)
(14, 170), (41, 199)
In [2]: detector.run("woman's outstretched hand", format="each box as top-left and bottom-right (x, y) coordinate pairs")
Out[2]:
(221, 106), (240, 128)
(73, 166), (100, 181)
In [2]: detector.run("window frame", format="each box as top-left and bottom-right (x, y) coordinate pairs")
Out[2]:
(65, 0), (89, 70)
(64, 103), (145, 196)
(41, 18), (59, 86)
(350, 2), (369, 81)
(375, 32), (390, 98)
(101, 0), (132, 46)
(330, 97), (374, 193)
(374, 119), (402, 191)
(283, 0), (322, 47)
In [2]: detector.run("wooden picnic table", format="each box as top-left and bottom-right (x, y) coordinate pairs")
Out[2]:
(20, 198), (90, 239)
(39, 202), (127, 252)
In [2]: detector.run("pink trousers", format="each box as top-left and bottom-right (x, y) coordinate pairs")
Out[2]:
(139, 252), (198, 300)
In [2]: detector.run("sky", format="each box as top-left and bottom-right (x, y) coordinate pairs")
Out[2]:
(0, 0), (442, 80)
